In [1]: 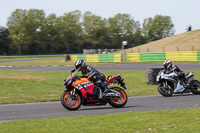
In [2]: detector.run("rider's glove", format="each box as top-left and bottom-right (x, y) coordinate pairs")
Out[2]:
(178, 72), (185, 78)
(71, 68), (75, 73)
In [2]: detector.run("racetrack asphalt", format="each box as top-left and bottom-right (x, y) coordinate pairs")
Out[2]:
(0, 94), (199, 121)
(0, 58), (200, 71)
(0, 63), (200, 71)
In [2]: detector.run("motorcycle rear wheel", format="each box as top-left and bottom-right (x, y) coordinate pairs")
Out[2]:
(190, 80), (200, 94)
(158, 83), (173, 97)
(61, 90), (82, 110)
(108, 87), (127, 108)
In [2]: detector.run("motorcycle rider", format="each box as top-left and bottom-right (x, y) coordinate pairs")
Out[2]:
(163, 60), (186, 92)
(163, 60), (185, 78)
(71, 59), (106, 99)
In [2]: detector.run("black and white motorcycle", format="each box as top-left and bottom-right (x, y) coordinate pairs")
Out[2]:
(156, 70), (200, 97)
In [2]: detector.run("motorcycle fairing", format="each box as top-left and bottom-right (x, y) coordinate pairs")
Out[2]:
(107, 74), (121, 83)
(186, 72), (194, 80)
(157, 71), (186, 93)
(163, 73), (186, 92)
(107, 74), (127, 89)
(72, 78), (95, 99)
(174, 80), (185, 93)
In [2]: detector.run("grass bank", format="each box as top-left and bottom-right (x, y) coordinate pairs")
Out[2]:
(127, 29), (200, 53)
(0, 108), (199, 133)
(0, 70), (200, 104)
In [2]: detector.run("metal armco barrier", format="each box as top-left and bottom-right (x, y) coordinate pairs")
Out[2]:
(166, 52), (197, 61)
(198, 51), (200, 61)
(68, 54), (121, 62)
(68, 51), (200, 62)
(127, 53), (140, 62)
(140, 52), (166, 61)
(99, 54), (114, 62)
(127, 51), (199, 62)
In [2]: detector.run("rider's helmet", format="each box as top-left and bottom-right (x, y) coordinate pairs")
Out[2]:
(163, 60), (172, 70)
(75, 59), (86, 71)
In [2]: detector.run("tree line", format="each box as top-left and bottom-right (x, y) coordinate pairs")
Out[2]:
(0, 9), (175, 55)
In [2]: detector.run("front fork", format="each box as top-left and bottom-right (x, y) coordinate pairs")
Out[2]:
(163, 81), (170, 91)
(70, 88), (76, 99)
(163, 81), (167, 88)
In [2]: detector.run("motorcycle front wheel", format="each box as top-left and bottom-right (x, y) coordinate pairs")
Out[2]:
(108, 87), (128, 108)
(158, 82), (174, 97)
(61, 90), (82, 110)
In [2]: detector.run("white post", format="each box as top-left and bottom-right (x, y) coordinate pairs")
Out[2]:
(122, 41), (127, 62)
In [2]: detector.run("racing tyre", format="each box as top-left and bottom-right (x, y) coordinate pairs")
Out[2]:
(158, 82), (173, 97)
(108, 87), (127, 108)
(61, 90), (82, 110)
(190, 80), (200, 94)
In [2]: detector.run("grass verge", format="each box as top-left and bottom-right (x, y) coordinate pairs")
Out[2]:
(0, 59), (67, 66)
(0, 55), (65, 59)
(0, 108), (200, 133)
(0, 59), (200, 66)
(0, 70), (200, 104)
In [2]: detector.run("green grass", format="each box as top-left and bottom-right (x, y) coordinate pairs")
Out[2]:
(0, 54), (65, 59)
(0, 59), (67, 66)
(0, 70), (200, 104)
(0, 108), (199, 133)
(0, 59), (200, 66)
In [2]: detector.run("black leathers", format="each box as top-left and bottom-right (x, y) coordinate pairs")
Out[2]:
(71, 65), (105, 84)
(164, 65), (185, 79)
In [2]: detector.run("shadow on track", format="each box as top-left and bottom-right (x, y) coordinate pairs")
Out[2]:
(78, 105), (142, 111)
(172, 93), (195, 97)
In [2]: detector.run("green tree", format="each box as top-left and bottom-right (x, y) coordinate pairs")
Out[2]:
(7, 9), (45, 55)
(108, 13), (142, 48)
(56, 10), (82, 53)
(82, 11), (109, 49)
(24, 9), (45, 54)
(7, 9), (27, 55)
(142, 15), (175, 42)
(39, 13), (58, 54)
(0, 26), (11, 55)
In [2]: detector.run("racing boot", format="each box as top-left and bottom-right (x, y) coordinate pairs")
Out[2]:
(98, 87), (103, 100)
(101, 81), (109, 90)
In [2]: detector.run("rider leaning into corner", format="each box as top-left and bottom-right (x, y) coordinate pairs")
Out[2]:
(71, 59), (106, 100)
(163, 60), (186, 91)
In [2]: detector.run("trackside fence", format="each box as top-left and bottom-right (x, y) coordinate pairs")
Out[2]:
(127, 51), (200, 62)
(70, 54), (121, 62)
(68, 51), (200, 62)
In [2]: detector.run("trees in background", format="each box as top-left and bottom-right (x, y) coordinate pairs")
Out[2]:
(142, 15), (175, 42)
(108, 13), (144, 48)
(0, 26), (11, 55)
(82, 11), (108, 49)
(7, 9), (45, 55)
(1, 9), (175, 55)
(55, 10), (83, 54)
(39, 13), (58, 54)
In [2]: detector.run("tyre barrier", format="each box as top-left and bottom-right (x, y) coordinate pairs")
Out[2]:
(146, 67), (164, 85)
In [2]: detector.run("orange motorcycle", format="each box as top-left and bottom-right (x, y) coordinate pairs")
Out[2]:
(61, 72), (128, 110)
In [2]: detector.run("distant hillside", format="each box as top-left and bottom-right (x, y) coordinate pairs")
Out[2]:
(126, 30), (200, 53)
